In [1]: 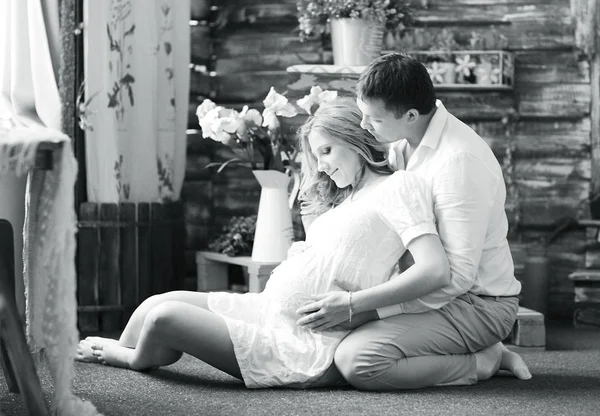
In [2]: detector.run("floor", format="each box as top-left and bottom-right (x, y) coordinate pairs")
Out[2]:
(1, 322), (599, 416)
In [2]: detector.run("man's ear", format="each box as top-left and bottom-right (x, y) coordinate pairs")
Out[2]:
(406, 109), (419, 123)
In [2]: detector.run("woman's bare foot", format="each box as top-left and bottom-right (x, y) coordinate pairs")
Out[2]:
(76, 339), (101, 363)
(84, 336), (120, 345)
(91, 343), (133, 369)
(474, 342), (502, 381)
(499, 343), (532, 380)
(76, 337), (122, 363)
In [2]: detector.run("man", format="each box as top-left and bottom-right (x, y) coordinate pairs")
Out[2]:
(333, 52), (531, 389)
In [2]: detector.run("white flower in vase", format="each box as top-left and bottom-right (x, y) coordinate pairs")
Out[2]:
(262, 87), (297, 130)
(296, 86), (338, 115)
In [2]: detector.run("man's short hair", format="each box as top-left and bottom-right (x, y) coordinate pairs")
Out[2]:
(356, 52), (437, 116)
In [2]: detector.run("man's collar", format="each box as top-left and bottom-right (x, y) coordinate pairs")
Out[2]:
(419, 100), (447, 150)
(386, 100), (448, 171)
(387, 140), (406, 171)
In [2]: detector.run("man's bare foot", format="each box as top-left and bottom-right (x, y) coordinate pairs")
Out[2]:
(91, 343), (133, 369)
(499, 343), (532, 380)
(474, 342), (502, 381)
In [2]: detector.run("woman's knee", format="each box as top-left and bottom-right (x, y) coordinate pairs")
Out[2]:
(144, 301), (183, 335)
(140, 291), (208, 312)
(139, 293), (168, 311)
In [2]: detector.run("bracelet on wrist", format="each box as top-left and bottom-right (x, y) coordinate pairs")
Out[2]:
(348, 291), (354, 323)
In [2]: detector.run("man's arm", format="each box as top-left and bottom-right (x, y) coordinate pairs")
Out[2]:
(378, 152), (501, 317)
(334, 310), (379, 330)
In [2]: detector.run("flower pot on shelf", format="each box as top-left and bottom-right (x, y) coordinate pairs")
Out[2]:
(330, 18), (384, 66)
(251, 170), (296, 263)
(424, 60), (456, 85)
(474, 61), (494, 85)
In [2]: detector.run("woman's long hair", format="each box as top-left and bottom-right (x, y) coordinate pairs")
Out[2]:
(297, 97), (394, 216)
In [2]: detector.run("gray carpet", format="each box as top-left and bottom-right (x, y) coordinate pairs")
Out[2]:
(1, 323), (599, 416)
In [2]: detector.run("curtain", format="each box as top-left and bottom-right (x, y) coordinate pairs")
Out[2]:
(0, 0), (101, 414)
(0, 0), (65, 329)
(0, 0), (63, 129)
(0, 0), (62, 318)
(83, 0), (190, 203)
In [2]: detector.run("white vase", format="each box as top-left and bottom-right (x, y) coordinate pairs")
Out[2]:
(330, 18), (384, 66)
(251, 170), (295, 263)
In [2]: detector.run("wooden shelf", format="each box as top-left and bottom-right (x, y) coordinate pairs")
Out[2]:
(433, 84), (513, 91)
(569, 269), (600, 281)
(578, 219), (600, 228)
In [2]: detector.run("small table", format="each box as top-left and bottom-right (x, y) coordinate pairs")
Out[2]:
(196, 251), (280, 293)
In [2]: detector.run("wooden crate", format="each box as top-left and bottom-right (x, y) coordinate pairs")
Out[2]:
(77, 201), (186, 333)
(506, 306), (546, 352)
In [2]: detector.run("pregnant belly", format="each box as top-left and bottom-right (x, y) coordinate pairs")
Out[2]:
(262, 255), (319, 318)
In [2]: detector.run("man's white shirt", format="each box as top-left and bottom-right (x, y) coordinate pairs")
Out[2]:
(378, 100), (522, 318)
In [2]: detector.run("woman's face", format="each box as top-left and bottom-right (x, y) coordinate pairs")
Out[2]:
(308, 129), (362, 188)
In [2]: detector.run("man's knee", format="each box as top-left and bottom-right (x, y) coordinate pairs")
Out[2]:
(334, 335), (395, 390)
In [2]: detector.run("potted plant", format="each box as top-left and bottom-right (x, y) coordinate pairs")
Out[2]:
(427, 28), (460, 84)
(395, 28), (460, 84)
(208, 215), (257, 257)
(397, 26), (514, 88)
(467, 28), (511, 86)
(296, 1), (414, 66)
(196, 86), (337, 262)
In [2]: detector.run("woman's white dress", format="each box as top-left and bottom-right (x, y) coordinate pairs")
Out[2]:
(207, 171), (437, 388)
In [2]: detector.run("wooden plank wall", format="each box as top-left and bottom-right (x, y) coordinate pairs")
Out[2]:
(184, 0), (594, 319)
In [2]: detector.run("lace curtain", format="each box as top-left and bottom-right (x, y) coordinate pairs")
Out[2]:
(83, 0), (190, 203)
(1, 0), (101, 413)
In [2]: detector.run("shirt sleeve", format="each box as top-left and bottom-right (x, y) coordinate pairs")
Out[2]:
(374, 171), (438, 319)
(376, 171), (438, 247)
(399, 152), (501, 314)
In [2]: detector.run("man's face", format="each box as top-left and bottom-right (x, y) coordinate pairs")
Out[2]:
(356, 97), (409, 144)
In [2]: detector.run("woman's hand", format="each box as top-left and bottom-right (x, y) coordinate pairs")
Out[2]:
(296, 291), (350, 331)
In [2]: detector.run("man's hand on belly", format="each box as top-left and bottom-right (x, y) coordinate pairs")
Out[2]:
(296, 291), (350, 331)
